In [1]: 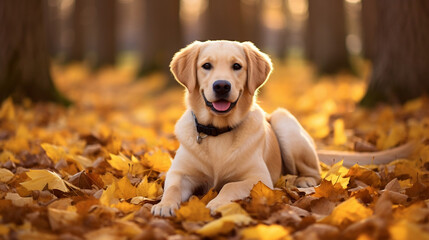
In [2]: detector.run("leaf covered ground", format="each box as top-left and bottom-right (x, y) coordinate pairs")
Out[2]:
(1, 60), (429, 240)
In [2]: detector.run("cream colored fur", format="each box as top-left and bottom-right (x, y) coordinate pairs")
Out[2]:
(152, 40), (321, 217)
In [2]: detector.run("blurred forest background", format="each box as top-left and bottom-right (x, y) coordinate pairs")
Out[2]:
(0, 0), (428, 106)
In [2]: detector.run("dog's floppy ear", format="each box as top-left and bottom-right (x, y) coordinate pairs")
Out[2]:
(242, 42), (272, 95)
(170, 41), (202, 93)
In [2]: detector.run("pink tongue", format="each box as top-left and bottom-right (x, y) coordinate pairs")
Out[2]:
(212, 100), (231, 111)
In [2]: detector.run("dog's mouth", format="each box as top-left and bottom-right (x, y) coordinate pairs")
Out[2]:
(202, 91), (242, 114)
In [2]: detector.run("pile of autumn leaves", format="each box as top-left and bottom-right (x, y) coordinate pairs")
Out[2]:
(1, 63), (429, 240)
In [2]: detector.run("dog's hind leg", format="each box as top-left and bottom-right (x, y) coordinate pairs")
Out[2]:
(269, 108), (321, 187)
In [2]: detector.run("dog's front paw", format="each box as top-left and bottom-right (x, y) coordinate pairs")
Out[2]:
(151, 201), (180, 217)
(295, 176), (318, 188)
(206, 198), (229, 214)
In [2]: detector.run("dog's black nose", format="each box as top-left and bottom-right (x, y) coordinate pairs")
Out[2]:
(213, 80), (231, 97)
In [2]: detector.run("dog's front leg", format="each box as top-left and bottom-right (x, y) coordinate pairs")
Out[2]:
(151, 171), (196, 217)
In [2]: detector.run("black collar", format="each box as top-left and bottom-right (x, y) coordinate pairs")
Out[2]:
(192, 112), (233, 137)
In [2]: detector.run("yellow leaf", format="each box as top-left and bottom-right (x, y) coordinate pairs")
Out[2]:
(250, 181), (285, 205)
(100, 183), (119, 206)
(321, 160), (350, 189)
(143, 149), (172, 172)
(333, 118), (347, 145)
(200, 188), (218, 205)
(115, 177), (136, 200)
(0, 150), (19, 163)
(136, 176), (163, 199)
(41, 143), (68, 164)
(176, 196), (213, 222)
(111, 201), (141, 213)
(0, 168), (14, 182)
(217, 202), (249, 216)
(20, 169), (69, 192)
(382, 123), (407, 150)
(240, 224), (291, 240)
(108, 153), (144, 175)
(389, 220), (429, 240)
(320, 197), (373, 228)
(197, 214), (254, 237)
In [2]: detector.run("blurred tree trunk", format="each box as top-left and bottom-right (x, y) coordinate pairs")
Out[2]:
(360, 0), (429, 106)
(0, 0), (69, 104)
(71, 0), (86, 61)
(203, 0), (245, 41)
(306, 0), (351, 74)
(44, 0), (60, 58)
(95, 0), (116, 67)
(361, 0), (377, 60)
(242, 0), (263, 47)
(139, 0), (182, 76)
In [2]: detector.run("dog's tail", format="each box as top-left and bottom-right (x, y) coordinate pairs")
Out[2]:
(317, 142), (415, 167)
(270, 108), (416, 171)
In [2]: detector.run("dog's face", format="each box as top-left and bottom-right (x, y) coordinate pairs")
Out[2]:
(170, 40), (272, 127)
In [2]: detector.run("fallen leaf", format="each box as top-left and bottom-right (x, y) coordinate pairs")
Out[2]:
(250, 181), (286, 205)
(345, 164), (381, 187)
(240, 224), (291, 240)
(197, 214), (254, 237)
(313, 179), (348, 202)
(143, 149), (172, 172)
(320, 197), (373, 228)
(0, 168), (14, 182)
(20, 169), (71, 192)
(175, 196), (213, 222)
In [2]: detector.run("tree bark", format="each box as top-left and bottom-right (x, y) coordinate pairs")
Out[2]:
(361, 0), (377, 60)
(44, 0), (60, 58)
(139, 0), (182, 76)
(242, 0), (263, 47)
(71, 0), (86, 62)
(360, 0), (429, 106)
(306, 0), (351, 74)
(95, 0), (117, 67)
(0, 0), (69, 104)
(203, 0), (245, 41)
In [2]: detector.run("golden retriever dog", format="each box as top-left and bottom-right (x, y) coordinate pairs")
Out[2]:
(151, 40), (321, 217)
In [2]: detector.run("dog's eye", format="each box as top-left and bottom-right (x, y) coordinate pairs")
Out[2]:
(202, 63), (212, 70)
(232, 63), (242, 70)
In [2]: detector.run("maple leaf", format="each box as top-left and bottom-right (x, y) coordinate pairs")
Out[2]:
(320, 197), (373, 228)
(108, 153), (144, 175)
(143, 149), (172, 172)
(136, 176), (163, 199)
(20, 169), (74, 192)
(240, 224), (292, 240)
(250, 181), (286, 205)
(321, 160), (350, 189)
(175, 196), (213, 222)
(313, 179), (348, 202)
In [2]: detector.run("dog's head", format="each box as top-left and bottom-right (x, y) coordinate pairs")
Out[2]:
(170, 40), (272, 127)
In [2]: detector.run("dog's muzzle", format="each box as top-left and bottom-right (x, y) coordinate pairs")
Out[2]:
(202, 91), (242, 114)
